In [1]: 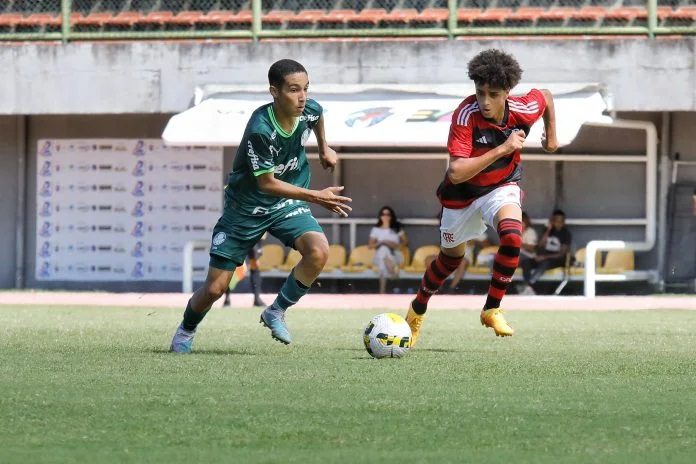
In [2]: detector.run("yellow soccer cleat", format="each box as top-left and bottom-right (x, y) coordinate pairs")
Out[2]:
(480, 308), (514, 337)
(405, 303), (426, 348)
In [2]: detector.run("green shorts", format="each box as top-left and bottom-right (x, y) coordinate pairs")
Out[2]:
(209, 203), (323, 271)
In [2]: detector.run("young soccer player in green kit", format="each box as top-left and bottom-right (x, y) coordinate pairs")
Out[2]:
(170, 59), (352, 353)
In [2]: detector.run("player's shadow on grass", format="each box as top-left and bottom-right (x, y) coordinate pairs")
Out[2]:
(149, 348), (257, 356)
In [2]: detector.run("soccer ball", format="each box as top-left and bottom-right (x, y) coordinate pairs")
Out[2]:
(363, 313), (412, 359)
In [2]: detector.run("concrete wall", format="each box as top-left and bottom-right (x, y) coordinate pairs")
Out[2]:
(2, 38), (696, 114)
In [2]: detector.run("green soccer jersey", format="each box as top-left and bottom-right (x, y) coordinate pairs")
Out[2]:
(225, 99), (323, 216)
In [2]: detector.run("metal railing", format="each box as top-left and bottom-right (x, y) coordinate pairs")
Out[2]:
(0, 0), (693, 42)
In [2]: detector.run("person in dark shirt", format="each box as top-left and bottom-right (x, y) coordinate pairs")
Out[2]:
(519, 209), (571, 294)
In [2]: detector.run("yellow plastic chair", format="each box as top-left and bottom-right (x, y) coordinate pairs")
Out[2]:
(467, 246), (498, 275)
(598, 249), (635, 274)
(278, 249), (302, 272)
(323, 244), (347, 272)
(341, 245), (376, 273)
(403, 245), (440, 273)
(569, 247), (601, 276)
(257, 244), (285, 271)
(399, 245), (411, 270)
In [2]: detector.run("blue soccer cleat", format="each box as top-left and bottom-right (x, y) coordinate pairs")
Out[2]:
(259, 306), (292, 345)
(169, 324), (196, 353)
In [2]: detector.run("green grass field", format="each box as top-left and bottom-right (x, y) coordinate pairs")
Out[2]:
(1, 305), (694, 463)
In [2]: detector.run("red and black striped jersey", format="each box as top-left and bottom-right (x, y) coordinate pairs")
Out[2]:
(437, 89), (547, 209)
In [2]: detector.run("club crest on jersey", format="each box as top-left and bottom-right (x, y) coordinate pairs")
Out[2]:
(345, 107), (393, 128)
(212, 232), (226, 246)
(301, 128), (311, 146)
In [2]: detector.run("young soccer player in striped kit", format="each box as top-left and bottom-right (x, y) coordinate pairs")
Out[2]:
(405, 49), (558, 344)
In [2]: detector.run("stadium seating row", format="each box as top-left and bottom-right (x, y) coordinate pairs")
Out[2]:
(1, 7), (695, 33)
(256, 243), (636, 277)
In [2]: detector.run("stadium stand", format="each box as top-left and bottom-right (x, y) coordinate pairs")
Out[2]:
(1, 1), (694, 35)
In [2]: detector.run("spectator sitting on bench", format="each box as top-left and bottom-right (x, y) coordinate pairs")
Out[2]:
(518, 209), (571, 295)
(368, 206), (408, 294)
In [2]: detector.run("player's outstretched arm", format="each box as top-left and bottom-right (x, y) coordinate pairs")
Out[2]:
(256, 173), (352, 217)
(312, 115), (338, 172)
(539, 89), (558, 153)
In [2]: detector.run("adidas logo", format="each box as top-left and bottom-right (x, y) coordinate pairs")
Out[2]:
(476, 136), (488, 144)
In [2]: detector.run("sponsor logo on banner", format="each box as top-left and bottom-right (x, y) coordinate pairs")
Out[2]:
(133, 140), (146, 156)
(39, 161), (52, 176)
(39, 222), (52, 237)
(39, 242), (51, 258)
(169, 182), (186, 192)
(39, 261), (52, 278)
(39, 141), (52, 157)
(132, 201), (145, 217)
(39, 181), (52, 197)
(132, 181), (145, 196)
(132, 221), (145, 237)
(131, 262), (145, 278)
(39, 201), (52, 217)
(131, 241), (144, 257)
(132, 160), (146, 176)
(345, 107), (393, 128)
(36, 138), (222, 281)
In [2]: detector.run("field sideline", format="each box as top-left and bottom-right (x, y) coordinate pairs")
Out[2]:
(2, 291), (696, 310)
(1, 294), (695, 463)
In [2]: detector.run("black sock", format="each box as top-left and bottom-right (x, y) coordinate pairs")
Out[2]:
(249, 269), (262, 299)
(182, 299), (206, 331)
(411, 299), (427, 315)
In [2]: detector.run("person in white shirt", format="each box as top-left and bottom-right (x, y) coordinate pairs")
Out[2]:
(520, 211), (539, 259)
(368, 206), (408, 294)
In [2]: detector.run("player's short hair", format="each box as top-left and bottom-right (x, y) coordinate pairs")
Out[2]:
(268, 59), (307, 88)
(552, 209), (566, 217)
(467, 49), (522, 91)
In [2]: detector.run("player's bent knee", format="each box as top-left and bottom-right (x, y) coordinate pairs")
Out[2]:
(499, 231), (522, 249)
(302, 243), (329, 267)
(205, 282), (228, 300)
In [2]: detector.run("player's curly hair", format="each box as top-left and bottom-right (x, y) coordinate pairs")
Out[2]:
(268, 59), (307, 88)
(467, 49), (522, 90)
